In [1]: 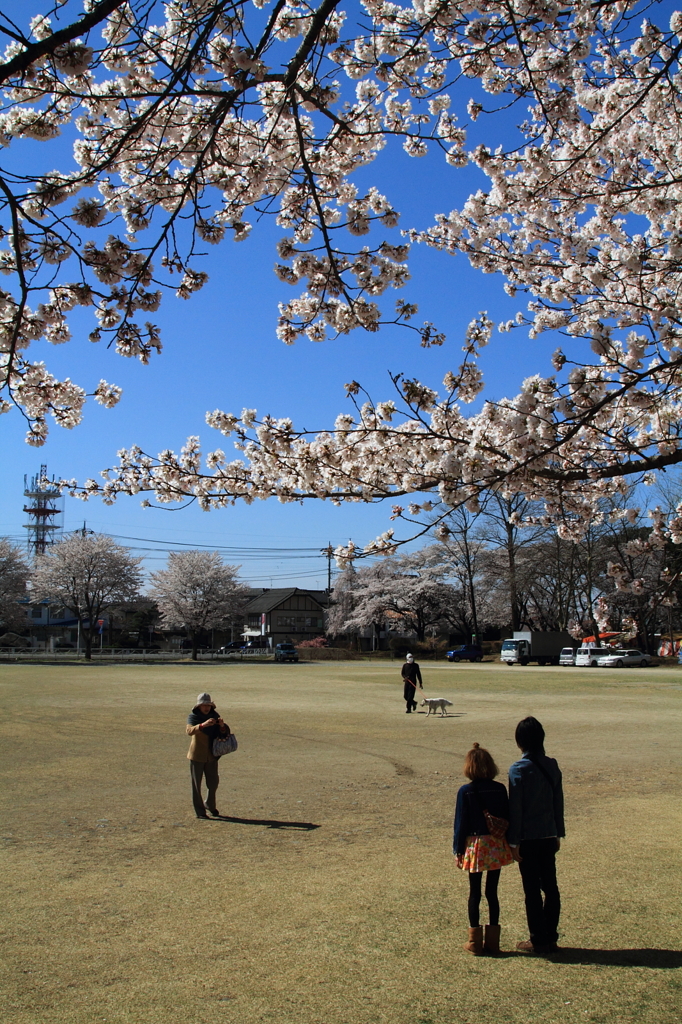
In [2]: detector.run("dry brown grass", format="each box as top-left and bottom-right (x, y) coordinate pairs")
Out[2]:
(0, 662), (680, 1024)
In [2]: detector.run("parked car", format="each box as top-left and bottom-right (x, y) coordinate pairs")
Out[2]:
(220, 641), (246, 652)
(597, 649), (652, 668)
(575, 645), (604, 668)
(559, 647), (577, 666)
(274, 642), (299, 663)
(447, 644), (483, 663)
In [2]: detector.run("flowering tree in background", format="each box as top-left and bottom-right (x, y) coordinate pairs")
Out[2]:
(4, 2), (682, 555)
(332, 549), (456, 643)
(32, 532), (143, 658)
(148, 550), (248, 659)
(0, 537), (30, 632)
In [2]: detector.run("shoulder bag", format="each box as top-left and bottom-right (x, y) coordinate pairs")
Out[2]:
(213, 733), (238, 757)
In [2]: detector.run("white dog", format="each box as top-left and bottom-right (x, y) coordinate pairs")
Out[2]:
(420, 697), (453, 717)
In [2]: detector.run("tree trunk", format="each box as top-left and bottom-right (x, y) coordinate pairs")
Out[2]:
(191, 632), (198, 661)
(84, 631), (92, 660)
(584, 534), (602, 648)
(506, 521), (520, 631)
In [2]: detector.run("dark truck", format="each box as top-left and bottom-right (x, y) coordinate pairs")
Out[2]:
(274, 642), (299, 663)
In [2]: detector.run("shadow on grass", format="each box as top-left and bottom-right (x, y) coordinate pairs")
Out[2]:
(214, 815), (320, 831)
(416, 712), (466, 718)
(550, 948), (682, 969)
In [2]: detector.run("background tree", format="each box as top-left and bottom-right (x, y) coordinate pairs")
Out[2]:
(478, 495), (548, 633)
(434, 507), (488, 641)
(326, 566), (358, 645)
(149, 551), (248, 660)
(32, 533), (142, 659)
(0, 538), (30, 633)
(334, 549), (456, 645)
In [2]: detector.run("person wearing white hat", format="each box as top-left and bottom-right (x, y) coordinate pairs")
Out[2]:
(401, 653), (423, 712)
(186, 692), (231, 818)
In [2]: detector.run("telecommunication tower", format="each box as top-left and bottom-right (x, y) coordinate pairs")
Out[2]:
(23, 465), (63, 556)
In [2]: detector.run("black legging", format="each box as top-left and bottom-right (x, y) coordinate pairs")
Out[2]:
(467, 869), (501, 927)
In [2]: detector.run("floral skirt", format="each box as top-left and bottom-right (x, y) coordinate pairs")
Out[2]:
(460, 834), (513, 873)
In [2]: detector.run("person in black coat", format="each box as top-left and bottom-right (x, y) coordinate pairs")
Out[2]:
(401, 653), (422, 712)
(453, 743), (513, 954)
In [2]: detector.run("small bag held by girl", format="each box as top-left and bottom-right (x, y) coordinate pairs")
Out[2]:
(482, 808), (508, 839)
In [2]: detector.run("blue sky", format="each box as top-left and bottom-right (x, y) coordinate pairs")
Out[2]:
(0, 1), (608, 587)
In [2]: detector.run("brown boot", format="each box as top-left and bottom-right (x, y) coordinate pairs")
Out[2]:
(484, 924), (501, 954)
(463, 926), (483, 955)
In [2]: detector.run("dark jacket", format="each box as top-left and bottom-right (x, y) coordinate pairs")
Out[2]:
(507, 752), (565, 846)
(401, 661), (422, 684)
(453, 779), (510, 855)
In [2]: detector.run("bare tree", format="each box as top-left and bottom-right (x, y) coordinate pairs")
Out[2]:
(436, 506), (489, 641)
(479, 495), (549, 632)
(0, 538), (30, 632)
(32, 533), (142, 658)
(149, 551), (248, 659)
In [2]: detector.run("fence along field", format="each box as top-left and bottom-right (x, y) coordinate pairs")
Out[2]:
(0, 661), (680, 1024)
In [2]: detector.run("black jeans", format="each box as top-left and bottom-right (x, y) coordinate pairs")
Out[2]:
(518, 838), (561, 946)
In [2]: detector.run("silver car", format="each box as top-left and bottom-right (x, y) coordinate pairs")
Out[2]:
(559, 647), (576, 666)
(597, 648), (652, 668)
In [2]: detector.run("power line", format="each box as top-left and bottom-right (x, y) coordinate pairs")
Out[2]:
(108, 533), (322, 553)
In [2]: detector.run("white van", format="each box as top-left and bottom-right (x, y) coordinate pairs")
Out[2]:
(559, 647), (576, 666)
(575, 644), (603, 667)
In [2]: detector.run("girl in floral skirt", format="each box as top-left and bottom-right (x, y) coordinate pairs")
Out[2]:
(453, 742), (513, 955)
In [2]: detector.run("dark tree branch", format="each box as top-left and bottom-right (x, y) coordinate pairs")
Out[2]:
(0, 0), (128, 86)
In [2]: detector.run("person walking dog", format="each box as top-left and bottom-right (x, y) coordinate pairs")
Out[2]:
(186, 692), (231, 818)
(454, 743), (513, 955)
(508, 716), (565, 954)
(401, 653), (423, 712)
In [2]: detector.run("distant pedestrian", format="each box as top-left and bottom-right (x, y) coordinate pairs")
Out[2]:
(454, 743), (513, 955)
(186, 692), (231, 818)
(508, 716), (565, 954)
(401, 653), (423, 712)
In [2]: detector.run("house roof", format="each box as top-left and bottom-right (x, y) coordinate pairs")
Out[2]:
(244, 587), (329, 613)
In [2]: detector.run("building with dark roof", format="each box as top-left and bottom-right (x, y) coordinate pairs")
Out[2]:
(242, 588), (328, 645)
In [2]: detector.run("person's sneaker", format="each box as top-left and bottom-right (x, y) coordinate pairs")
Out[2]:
(196, 813), (209, 819)
(208, 807), (220, 817)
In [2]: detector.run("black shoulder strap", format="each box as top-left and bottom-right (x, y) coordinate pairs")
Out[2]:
(527, 755), (556, 790)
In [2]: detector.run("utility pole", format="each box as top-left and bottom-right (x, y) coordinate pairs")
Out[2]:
(322, 543), (333, 593)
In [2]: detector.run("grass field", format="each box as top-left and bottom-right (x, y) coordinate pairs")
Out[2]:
(0, 661), (680, 1024)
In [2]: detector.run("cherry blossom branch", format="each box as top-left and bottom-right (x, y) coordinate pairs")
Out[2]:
(0, 0), (127, 85)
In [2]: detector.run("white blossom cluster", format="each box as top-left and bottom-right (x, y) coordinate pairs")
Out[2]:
(3, 1), (682, 555)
